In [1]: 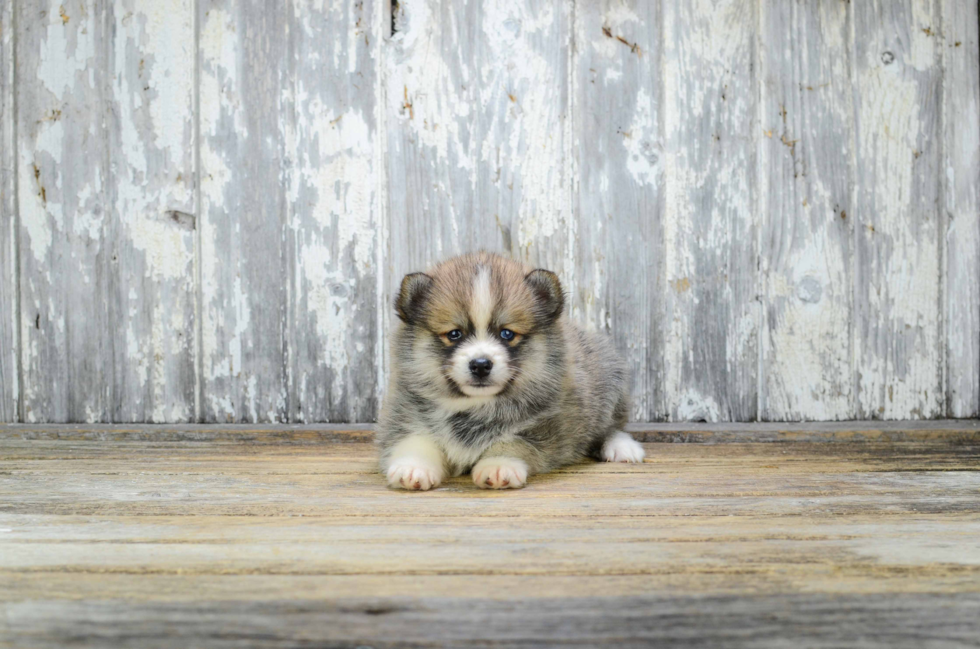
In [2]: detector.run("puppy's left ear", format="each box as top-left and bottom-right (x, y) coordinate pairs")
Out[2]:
(524, 269), (564, 324)
(395, 272), (434, 324)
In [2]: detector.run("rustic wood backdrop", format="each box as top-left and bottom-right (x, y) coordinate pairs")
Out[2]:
(1, 0), (978, 423)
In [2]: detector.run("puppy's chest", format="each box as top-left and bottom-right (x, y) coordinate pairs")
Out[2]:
(427, 409), (515, 472)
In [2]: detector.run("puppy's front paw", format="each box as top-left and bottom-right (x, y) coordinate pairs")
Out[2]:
(472, 457), (528, 489)
(386, 459), (444, 491)
(601, 431), (646, 463)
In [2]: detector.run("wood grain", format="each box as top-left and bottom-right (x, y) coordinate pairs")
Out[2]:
(16, 0), (111, 422)
(662, 0), (759, 421)
(385, 0), (573, 284)
(759, 1), (854, 421)
(3, 594), (980, 649)
(286, 0), (381, 423)
(106, 0), (197, 422)
(572, 0), (664, 421)
(852, 0), (944, 419)
(198, 0), (290, 422)
(944, 0), (980, 418)
(1, 430), (978, 646)
(1, 0), (979, 424)
(0, 0), (16, 422)
(3, 420), (980, 443)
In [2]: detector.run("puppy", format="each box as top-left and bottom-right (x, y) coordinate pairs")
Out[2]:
(378, 252), (645, 490)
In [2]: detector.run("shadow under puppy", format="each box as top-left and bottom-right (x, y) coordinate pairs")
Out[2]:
(378, 252), (645, 490)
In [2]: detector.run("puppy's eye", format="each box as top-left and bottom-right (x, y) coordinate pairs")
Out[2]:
(446, 329), (463, 342)
(499, 329), (515, 341)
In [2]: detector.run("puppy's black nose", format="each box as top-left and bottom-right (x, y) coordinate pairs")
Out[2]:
(469, 358), (493, 378)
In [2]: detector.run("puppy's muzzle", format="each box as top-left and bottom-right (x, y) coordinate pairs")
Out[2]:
(469, 357), (493, 379)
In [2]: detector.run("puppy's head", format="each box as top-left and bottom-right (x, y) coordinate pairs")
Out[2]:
(395, 253), (564, 399)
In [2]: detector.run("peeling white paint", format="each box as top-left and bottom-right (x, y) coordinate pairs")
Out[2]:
(389, 0), (474, 172)
(298, 243), (354, 399)
(944, 0), (980, 417)
(37, 12), (94, 98)
(854, 0), (942, 419)
(292, 98), (375, 268)
(1, 0), (15, 418)
(20, 119), (62, 262)
(199, 3), (240, 421)
(482, 0), (567, 254)
(663, 0), (758, 421)
(675, 389), (722, 422)
(623, 88), (659, 187)
(104, 0), (197, 421)
(5, 0), (976, 424)
(286, 0), (381, 422)
(759, 0), (853, 421)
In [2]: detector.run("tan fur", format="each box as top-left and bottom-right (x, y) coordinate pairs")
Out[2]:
(380, 252), (642, 490)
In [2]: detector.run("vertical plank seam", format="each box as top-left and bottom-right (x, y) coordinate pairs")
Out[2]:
(101, 0), (113, 422)
(755, 0), (765, 421)
(845, 0), (857, 420)
(754, 0), (763, 421)
(972, 0), (980, 415)
(193, 0), (203, 423)
(656, 0), (667, 421)
(565, 0), (576, 407)
(285, 0), (294, 422)
(285, 0), (296, 422)
(375, 0), (391, 418)
(939, 0), (949, 417)
(658, 0), (668, 422)
(847, 3), (864, 419)
(568, 0), (576, 408)
(564, 0), (572, 305)
(281, 9), (291, 424)
(11, 0), (22, 422)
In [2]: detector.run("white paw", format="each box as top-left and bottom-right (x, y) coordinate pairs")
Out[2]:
(601, 432), (645, 463)
(472, 457), (528, 489)
(386, 458), (444, 491)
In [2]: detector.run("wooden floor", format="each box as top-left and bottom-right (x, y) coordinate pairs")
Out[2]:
(2, 423), (979, 648)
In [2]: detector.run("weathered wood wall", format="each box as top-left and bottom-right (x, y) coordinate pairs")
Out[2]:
(1, 0), (978, 423)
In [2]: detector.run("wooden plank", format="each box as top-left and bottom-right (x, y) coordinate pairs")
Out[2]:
(1, 436), (978, 646)
(4, 482), (980, 519)
(1, 0), (977, 426)
(0, 0), (16, 422)
(15, 0), (110, 422)
(943, 0), (980, 417)
(661, 0), (759, 421)
(2, 437), (978, 470)
(759, 1), (854, 421)
(852, 1), (943, 419)
(5, 512), (980, 559)
(2, 420), (979, 443)
(198, 0), (289, 422)
(572, 0), (664, 421)
(106, 0), (197, 422)
(4, 512), (980, 575)
(384, 0), (573, 282)
(0, 422), (377, 442)
(2, 439), (978, 519)
(286, 0), (381, 423)
(4, 571), (976, 603)
(3, 593), (979, 648)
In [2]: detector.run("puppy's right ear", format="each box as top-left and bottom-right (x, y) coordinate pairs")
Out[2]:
(395, 272), (434, 324)
(524, 268), (564, 325)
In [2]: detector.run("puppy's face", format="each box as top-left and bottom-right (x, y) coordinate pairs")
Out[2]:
(395, 254), (564, 399)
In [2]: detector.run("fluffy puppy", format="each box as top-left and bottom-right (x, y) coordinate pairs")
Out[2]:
(378, 252), (644, 490)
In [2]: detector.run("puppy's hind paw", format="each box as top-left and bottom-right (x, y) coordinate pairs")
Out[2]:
(601, 431), (646, 463)
(472, 457), (528, 489)
(386, 459), (444, 491)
